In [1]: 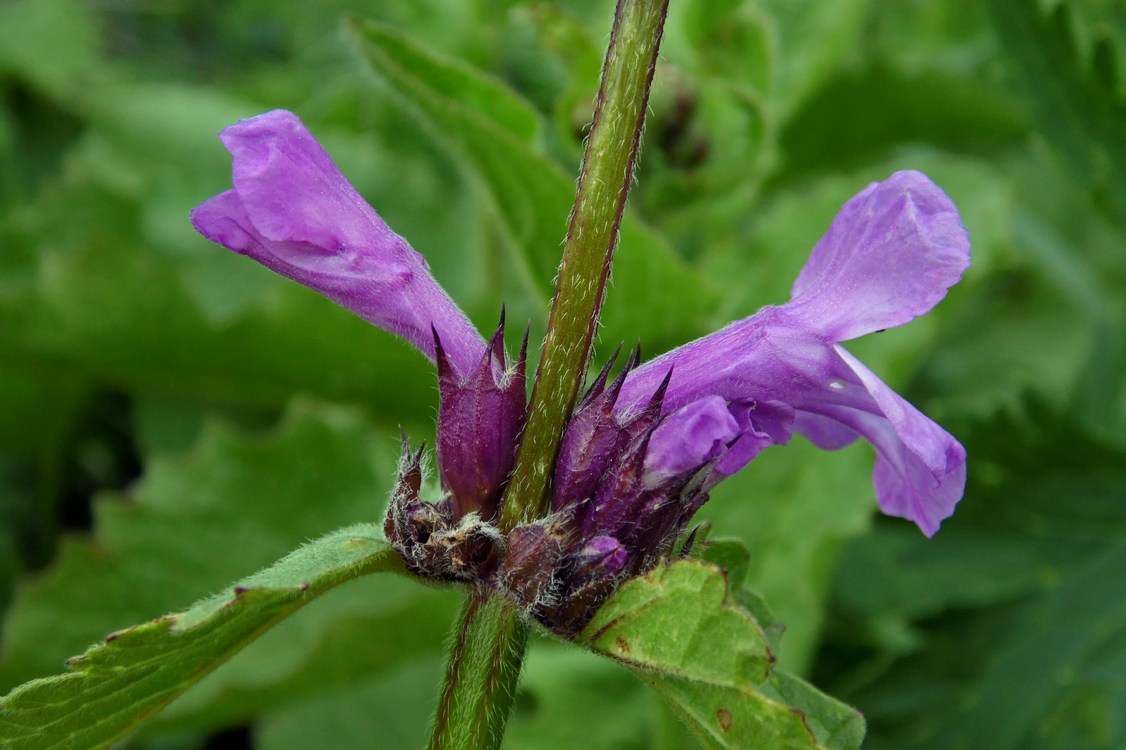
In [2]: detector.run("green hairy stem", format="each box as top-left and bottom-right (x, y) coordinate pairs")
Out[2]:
(430, 1), (668, 748)
(499, 0), (670, 529)
(429, 592), (529, 750)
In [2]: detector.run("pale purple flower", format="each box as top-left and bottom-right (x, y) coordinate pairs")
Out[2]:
(619, 170), (970, 537)
(191, 111), (524, 556)
(192, 110), (970, 632)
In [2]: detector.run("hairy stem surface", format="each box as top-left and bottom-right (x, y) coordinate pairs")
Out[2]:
(429, 2), (668, 748)
(500, 0), (670, 528)
(429, 591), (529, 750)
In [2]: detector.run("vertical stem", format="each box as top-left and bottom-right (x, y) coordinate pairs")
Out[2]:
(428, 591), (529, 750)
(500, 0), (670, 529)
(428, 3), (668, 748)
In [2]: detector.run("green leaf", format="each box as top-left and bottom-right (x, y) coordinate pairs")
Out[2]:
(0, 398), (458, 743)
(988, 0), (1126, 224)
(583, 560), (773, 685)
(697, 537), (786, 654)
(346, 18), (720, 353)
(150, 582), (454, 738)
(0, 524), (403, 749)
(344, 16), (541, 145)
(582, 560), (864, 750)
(761, 0), (874, 120)
(1, 399), (388, 689)
(696, 537), (752, 590)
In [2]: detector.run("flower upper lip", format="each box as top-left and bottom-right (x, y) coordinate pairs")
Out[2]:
(190, 109), (487, 378)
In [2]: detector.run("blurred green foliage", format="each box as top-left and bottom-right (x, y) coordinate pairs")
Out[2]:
(0, 0), (1123, 748)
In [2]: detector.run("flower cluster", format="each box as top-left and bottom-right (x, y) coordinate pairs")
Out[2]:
(193, 110), (970, 634)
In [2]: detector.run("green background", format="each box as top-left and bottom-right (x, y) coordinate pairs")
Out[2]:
(1, 0), (1124, 747)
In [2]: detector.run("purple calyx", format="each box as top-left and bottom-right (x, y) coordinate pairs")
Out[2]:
(435, 311), (528, 520)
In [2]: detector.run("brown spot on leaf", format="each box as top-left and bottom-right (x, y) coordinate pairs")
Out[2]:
(615, 636), (630, 655)
(716, 708), (733, 733)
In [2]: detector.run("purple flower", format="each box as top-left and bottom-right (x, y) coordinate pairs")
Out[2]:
(192, 110), (970, 632)
(190, 109), (486, 378)
(618, 170), (970, 537)
(192, 111), (526, 564)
